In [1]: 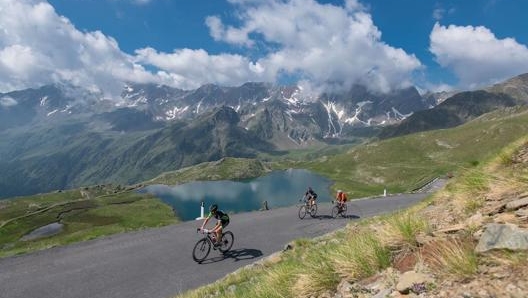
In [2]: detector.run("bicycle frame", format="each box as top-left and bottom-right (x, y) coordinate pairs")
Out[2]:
(298, 197), (317, 219)
(197, 229), (220, 249)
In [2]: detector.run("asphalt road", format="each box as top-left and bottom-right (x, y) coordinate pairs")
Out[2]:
(0, 190), (439, 298)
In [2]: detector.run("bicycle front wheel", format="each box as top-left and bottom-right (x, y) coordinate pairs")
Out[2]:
(219, 231), (234, 253)
(309, 204), (317, 217)
(331, 205), (339, 218)
(298, 205), (307, 219)
(192, 238), (211, 263)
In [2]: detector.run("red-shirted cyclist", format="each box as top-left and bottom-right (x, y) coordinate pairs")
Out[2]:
(335, 190), (347, 210)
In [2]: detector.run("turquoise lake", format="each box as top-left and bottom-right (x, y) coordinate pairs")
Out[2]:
(140, 169), (333, 221)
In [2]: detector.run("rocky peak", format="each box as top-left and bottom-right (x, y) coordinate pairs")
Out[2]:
(486, 72), (528, 103)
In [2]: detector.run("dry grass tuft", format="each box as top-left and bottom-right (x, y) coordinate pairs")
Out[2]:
(253, 265), (297, 298)
(378, 212), (430, 249)
(330, 229), (391, 281)
(424, 238), (478, 279)
(292, 249), (340, 298)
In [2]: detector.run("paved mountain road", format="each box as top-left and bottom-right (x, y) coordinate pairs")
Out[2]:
(0, 188), (441, 298)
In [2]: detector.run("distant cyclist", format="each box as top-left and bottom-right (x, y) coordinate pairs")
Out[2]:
(335, 190), (347, 210)
(200, 204), (230, 246)
(304, 187), (318, 207)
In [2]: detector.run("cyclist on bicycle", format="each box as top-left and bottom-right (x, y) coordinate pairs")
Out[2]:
(335, 190), (347, 210)
(304, 187), (317, 207)
(200, 204), (230, 246)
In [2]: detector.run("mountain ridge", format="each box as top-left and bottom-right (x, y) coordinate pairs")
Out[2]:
(1, 73), (527, 198)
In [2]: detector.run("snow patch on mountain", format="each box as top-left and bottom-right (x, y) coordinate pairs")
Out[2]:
(392, 107), (413, 120)
(40, 96), (48, 106)
(344, 101), (371, 126)
(164, 106), (189, 120)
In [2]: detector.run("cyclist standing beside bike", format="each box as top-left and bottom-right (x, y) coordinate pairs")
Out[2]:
(335, 190), (347, 209)
(305, 187), (318, 207)
(200, 204), (230, 246)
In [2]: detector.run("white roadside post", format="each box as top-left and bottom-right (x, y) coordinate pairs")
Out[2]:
(196, 201), (205, 220)
(383, 188), (387, 197)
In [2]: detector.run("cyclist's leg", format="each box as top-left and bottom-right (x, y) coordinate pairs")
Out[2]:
(213, 221), (222, 244)
(219, 219), (229, 242)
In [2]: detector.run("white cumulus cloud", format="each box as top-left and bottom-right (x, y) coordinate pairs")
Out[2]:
(0, 0), (422, 98)
(0, 0), (160, 97)
(430, 22), (528, 89)
(205, 0), (422, 93)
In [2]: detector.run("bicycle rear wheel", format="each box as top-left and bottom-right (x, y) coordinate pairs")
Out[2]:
(340, 204), (347, 217)
(192, 238), (211, 263)
(298, 205), (307, 219)
(219, 231), (234, 253)
(309, 204), (317, 217)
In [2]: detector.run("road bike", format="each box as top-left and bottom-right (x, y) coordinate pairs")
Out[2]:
(298, 197), (317, 219)
(193, 228), (234, 263)
(331, 201), (347, 218)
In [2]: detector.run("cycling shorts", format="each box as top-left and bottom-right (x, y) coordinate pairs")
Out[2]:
(219, 218), (230, 228)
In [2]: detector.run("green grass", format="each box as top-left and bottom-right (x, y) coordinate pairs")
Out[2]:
(380, 212), (430, 248)
(0, 187), (176, 258)
(147, 157), (270, 186)
(331, 229), (391, 281)
(272, 106), (528, 198)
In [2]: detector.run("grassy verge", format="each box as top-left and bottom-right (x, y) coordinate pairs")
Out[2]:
(0, 185), (177, 258)
(146, 157), (271, 186)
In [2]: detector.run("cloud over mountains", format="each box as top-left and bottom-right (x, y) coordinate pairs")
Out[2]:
(1, 0), (527, 98)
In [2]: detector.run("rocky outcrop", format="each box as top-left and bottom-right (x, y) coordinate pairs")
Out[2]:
(476, 223), (528, 252)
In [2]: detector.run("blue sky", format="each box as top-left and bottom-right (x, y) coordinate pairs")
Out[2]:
(1, 0), (528, 98)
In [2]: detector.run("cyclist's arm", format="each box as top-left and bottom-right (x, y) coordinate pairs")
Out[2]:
(201, 214), (212, 229)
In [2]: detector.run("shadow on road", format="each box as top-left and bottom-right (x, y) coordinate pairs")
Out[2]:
(198, 248), (263, 265)
(333, 214), (361, 219)
(303, 214), (361, 220)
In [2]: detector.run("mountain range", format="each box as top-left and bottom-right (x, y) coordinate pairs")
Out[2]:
(0, 73), (527, 199)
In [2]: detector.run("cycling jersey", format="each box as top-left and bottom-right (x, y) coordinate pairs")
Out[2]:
(337, 192), (347, 202)
(305, 189), (318, 199)
(208, 210), (230, 227)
